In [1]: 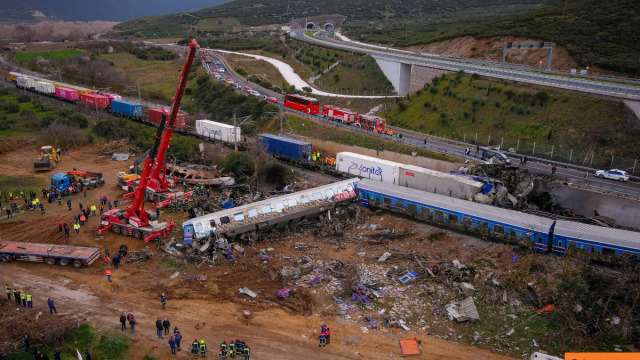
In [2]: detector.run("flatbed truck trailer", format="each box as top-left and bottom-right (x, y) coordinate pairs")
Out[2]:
(0, 241), (101, 268)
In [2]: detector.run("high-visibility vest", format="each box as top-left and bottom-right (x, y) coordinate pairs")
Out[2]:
(35, 198), (39, 203)
(20, 292), (25, 299)
(200, 343), (207, 352)
(91, 205), (96, 211)
(5, 285), (10, 293)
(32, 200), (36, 205)
(80, 216), (85, 221)
(26, 294), (32, 301)
(74, 224), (80, 230)
(106, 270), (111, 276)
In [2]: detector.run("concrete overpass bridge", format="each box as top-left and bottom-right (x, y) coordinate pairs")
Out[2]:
(291, 29), (640, 100)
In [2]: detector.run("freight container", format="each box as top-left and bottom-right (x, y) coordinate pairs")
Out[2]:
(258, 133), (312, 162)
(195, 120), (241, 143)
(80, 94), (109, 108)
(67, 85), (91, 95)
(9, 72), (21, 82)
(88, 91), (121, 106)
(17, 76), (35, 89)
(55, 87), (79, 101)
(398, 164), (483, 199)
(148, 108), (186, 129)
(322, 105), (358, 124)
(111, 99), (143, 118)
(34, 81), (55, 95)
(335, 152), (399, 184)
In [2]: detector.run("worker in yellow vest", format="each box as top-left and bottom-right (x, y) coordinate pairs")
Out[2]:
(26, 292), (33, 308)
(5, 284), (11, 300)
(74, 223), (80, 234)
(20, 290), (26, 306)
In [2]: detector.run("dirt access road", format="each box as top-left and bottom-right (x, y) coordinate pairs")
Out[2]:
(0, 144), (516, 360)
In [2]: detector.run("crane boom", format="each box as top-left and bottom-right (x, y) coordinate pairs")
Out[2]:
(128, 40), (199, 221)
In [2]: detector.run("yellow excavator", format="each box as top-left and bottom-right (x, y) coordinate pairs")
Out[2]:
(34, 145), (59, 171)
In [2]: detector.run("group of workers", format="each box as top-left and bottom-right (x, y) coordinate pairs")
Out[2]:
(318, 324), (332, 347)
(304, 151), (336, 166)
(5, 284), (58, 314)
(191, 338), (250, 359)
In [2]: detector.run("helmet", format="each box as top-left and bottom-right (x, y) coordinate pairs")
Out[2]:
(195, 338), (198, 341)
(201, 340), (204, 344)
(223, 340), (226, 343)
(236, 338), (239, 341)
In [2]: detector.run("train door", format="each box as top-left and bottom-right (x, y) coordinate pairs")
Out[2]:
(183, 224), (194, 245)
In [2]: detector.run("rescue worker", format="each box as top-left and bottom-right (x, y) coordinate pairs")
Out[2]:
(183, 198), (189, 213)
(99, 204), (104, 215)
(175, 331), (183, 351)
(326, 327), (331, 345)
(67, 199), (72, 211)
(169, 336), (176, 355)
(199, 339), (207, 358)
(120, 312), (126, 330)
(53, 348), (61, 360)
(106, 268), (112, 282)
(20, 290), (26, 306)
(5, 284), (10, 300)
(242, 343), (250, 360)
(14, 289), (20, 304)
(108, 201), (112, 210)
(228, 339), (236, 358)
(160, 293), (167, 309)
(74, 223), (80, 234)
(83, 187), (87, 197)
(79, 215), (85, 226)
(234, 339), (243, 354)
(91, 205), (96, 216)
(57, 221), (63, 232)
(26, 292), (33, 308)
(219, 340), (227, 359)
(192, 338), (200, 357)
(39, 202), (45, 214)
(156, 318), (163, 339)
(319, 330), (327, 347)
(128, 313), (136, 333)
(63, 223), (70, 238)
(168, 202), (173, 212)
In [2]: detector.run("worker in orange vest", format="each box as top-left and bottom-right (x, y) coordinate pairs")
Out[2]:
(106, 268), (112, 282)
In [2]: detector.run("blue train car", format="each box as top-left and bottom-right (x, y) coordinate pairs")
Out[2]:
(553, 220), (640, 260)
(111, 99), (143, 119)
(258, 133), (312, 162)
(356, 179), (555, 252)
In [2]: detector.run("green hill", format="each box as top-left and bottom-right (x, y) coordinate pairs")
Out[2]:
(114, 0), (555, 37)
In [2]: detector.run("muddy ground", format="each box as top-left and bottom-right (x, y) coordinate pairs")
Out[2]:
(0, 142), (528, 359)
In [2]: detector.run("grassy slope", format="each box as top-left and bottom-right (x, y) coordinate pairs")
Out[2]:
(0, 94), (53, 139)
(383, 73), (639, 161)
(14, 50), (84, 63)
(225, 54), (287, 88)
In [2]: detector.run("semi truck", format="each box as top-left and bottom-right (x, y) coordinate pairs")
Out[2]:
(51, 170), (105, 195)
(195, 119), (241, 144)
(110, 99), (143, 119)
(0, 241), (100, 268)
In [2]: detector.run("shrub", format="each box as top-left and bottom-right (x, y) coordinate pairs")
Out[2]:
(16, 94), (31, 103)
(1, 101), (20, 113)
(302, 86), (312, 93)
(263, 162), (295, 190)
(221, 152), (255, 182)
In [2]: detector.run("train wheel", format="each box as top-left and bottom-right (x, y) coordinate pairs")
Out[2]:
(72, 260), (83, 269)
(45, 257), (56, 266)
(141, 232), (149, 240)
(87, 184), (95, 190)
(112, 225), (121, 234)
(119, 244), (128, 257)
(0, 255), (8, 263)
(133, 231), (142, 239)
(59, 258), (70, 266)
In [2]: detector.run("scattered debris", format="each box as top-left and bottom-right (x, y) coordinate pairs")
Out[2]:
(445, 297), (480, 322)
(399, 338), (421, 357)
(125, 246), (154, 263)
(398, 271), (418, 283)
(378, 252), (392, 262)
(239, 287), (257, 298)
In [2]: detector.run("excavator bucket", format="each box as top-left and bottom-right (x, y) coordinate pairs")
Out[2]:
(34, 156), (54, 171)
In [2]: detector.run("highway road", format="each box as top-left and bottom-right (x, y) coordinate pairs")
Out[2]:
(292, 29), (640, 101)
(189, 48), (640, 197)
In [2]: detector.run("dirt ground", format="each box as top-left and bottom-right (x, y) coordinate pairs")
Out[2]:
(0, 143), (519, 360)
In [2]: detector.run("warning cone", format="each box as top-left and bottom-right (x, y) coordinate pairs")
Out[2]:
(137, 336), (141, 341)
(155, 342), (158, 348)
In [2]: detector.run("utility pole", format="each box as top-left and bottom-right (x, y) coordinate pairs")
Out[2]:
(93, 86), (98, 116)
(137, 83), (141, 102)
(233, 112), (238, 152)
(280, 109), (284, 135)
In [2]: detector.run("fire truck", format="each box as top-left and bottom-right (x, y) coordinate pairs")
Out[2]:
(321, 105), (358, 124)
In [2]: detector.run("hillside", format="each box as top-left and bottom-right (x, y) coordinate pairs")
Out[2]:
(0, 0), (227, 22)
(114, 0), (556, 37)
(349, 0), (640, 74)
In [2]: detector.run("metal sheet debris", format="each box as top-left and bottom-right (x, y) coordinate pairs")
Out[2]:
(239, 287), (258, 298)
(111, 152), (130, 161)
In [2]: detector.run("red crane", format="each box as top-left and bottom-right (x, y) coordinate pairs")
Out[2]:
(98, 40), (199, 241)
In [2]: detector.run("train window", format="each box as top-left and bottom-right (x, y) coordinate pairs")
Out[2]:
(509, 229), (517, 238)
(233, 213), (245, 222)
(287, 199), (298, 207)
(435, 210), (445, 222)
(275, 202), (285, 211)
(396, 200), (405, 208)
(408, 203), (417, 213)
(195, 223), (203, 232)
(347, 184), (354, 192)
(449, 213), (459, 224)
(383, 197), (392, 206)
(313, 192), (322, 200)
(301, 196), (310, 204)
(526, 233), (533, 242)
(494, 225), (505, 234)
(536, 236), (544, 244)
(462, 217), (473, 226)
(247, 209), (258, 218)
(209, 219), (216, 227)
(602, 247), (616, 256)
(261, 205), (272, 214)
(556, 240), (563, 247)
(325, 189), (335, 199)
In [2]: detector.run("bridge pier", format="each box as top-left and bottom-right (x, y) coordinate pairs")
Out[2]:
(374, 57), (412, 96)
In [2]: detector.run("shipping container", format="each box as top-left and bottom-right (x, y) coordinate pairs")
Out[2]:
(89, 91), (121, 106)
(17, 76), (35, 89)
(55, 87), (79, 101)
(335, 152), (399, 184)
(34, 81), (55, 95)
(195, 120), (241, 143)
(258, 133), (312, 162)
(80, 94), (109, 108)
(67, 85), (91, 95)
(398, 164), (483, 199)
(148, 108), (186, 129)
(9, 72), (20, 82)
(111, 99), (143, 118)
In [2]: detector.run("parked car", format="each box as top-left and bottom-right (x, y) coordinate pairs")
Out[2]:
(481, 149), (511, 164)
(243, 86), (252, 93)
(250, 90), (260, 96)
(215, 61), (221, 65)
(218, 68), (225, 73)
(266, 97), (278, 104)
(595, 169), (629, 182)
